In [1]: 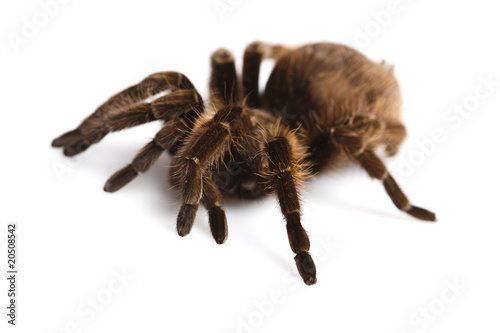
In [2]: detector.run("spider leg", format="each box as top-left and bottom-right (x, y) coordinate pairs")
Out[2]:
(52, 72), (200, 156)
(201, 172), (228, 244)
(354, 149), (436, 221)
(263, 131), (316, 285)
(103, 109), (198, 192)
(210, 48), (238, 105)
(243, 42), (287, 108)
(170, 105), (243, 237)
(334, 127), (436, 222)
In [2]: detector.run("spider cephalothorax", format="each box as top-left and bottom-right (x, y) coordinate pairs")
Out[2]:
(52, 42), (436, 285)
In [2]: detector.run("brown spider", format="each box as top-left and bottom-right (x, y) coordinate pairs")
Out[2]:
(52, 42), (436, 285)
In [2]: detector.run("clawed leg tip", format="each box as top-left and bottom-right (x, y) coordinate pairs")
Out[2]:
(423, 214), (437, 222)
(304, 277), (317, 285)
(407, 206), (437, 222)
(51, 139), (62, 147)
(62, 148), (77, 157)
(177, 227), (193, 238)
(103, 165), (138, 193)
(103, 183), (116, 193)
(209, 207), (228, 245)
(176, 204), (198, 238)
(177, 224), (192, 237)
(294, 252), (317, 286)
(214, 235), (228, 245)
(420, 210), (437, 222)
(62, 144), (89, 157)
(52, 129), (83, 148)
(103, 179), (128, 193)
(417, 213), (437, 223)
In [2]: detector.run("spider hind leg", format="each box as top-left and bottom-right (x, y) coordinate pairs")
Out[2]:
(334, 121), (437, 222)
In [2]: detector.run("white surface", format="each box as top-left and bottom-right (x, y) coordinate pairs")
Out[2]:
(1, 1), (499, 332)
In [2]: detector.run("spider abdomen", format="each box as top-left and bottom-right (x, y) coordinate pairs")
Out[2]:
(263, 43), (402, 128)
(262, 42), (406, 171)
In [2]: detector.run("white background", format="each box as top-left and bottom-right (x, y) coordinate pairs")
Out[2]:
(1, 1), (499, 332)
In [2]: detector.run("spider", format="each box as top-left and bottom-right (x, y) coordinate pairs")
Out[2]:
(52, 42), (436, 285)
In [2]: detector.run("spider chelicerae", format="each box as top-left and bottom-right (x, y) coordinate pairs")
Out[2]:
(52, 41), (436, 285)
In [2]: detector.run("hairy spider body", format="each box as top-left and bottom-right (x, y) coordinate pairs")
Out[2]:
(52, 42), (436, 285)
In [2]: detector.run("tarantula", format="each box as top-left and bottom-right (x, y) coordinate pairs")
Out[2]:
(52, 42), (436, 285)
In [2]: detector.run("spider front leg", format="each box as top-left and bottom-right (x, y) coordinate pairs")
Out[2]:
(201, 172), (228, 244)
(263, 131), (317, 285)
(175, 172), (229, 244)
(52, 71), (199, 156)
(170, 106), (242, 238)
(103, 109), (200, 192)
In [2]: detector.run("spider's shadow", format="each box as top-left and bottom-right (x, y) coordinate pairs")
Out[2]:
(223, 196), (293, 271)
(307, 167), (413, 222)
(84, 139), (180, 222)
(83, 140), (404, 273)
(87, 142), (290, 271)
